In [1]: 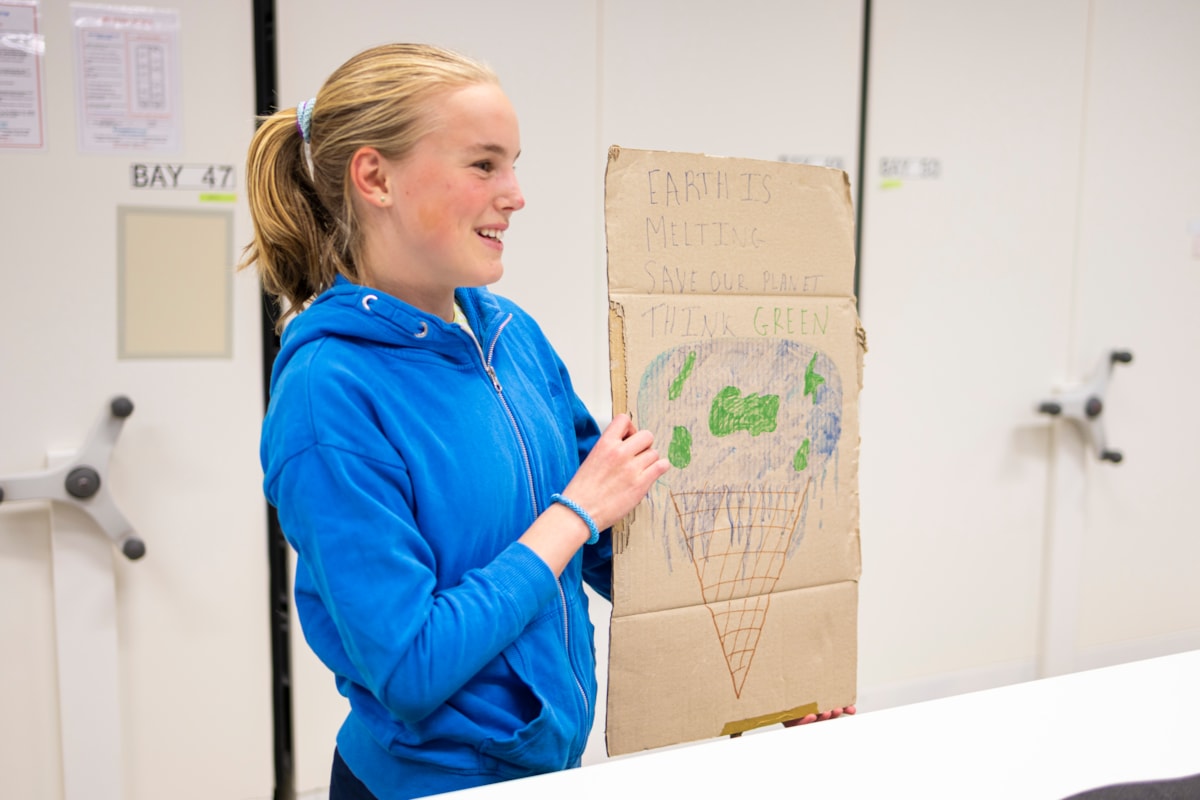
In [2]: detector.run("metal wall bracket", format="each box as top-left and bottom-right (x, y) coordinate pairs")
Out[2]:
(0, 396), (145, 559)
(1038, 351), (1133, 463)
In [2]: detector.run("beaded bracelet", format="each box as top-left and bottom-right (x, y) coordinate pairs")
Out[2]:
(550, 493), (600, 545)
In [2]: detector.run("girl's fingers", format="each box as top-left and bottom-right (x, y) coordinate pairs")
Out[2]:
(608, 413), (635, 439)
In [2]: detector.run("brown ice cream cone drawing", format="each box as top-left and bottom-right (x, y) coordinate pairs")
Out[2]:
(639, 339), (842, 697)
(670, 483), (811, 695)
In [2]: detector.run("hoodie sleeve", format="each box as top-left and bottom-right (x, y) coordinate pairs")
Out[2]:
(263, 349), (563, 724)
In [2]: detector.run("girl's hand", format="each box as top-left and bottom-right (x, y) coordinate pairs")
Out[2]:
(560, 414), (670, 531)
(521, 414), (668, 575)
(783, 706), (857, 726)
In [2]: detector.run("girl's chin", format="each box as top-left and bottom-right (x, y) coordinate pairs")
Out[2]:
(482, 262), (505, 285)
(463, 265), (504, 288)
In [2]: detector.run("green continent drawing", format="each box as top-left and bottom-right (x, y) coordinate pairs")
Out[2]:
(708, 386), (779, 438)
(669, 426), (693, 468)
(669, 351), (697, 400)
(804, 352), (825, 398)
(793, 438), (811, 471)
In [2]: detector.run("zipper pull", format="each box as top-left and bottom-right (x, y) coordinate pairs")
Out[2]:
(485, 364), (502, 393)
(481, 313), (512, 394)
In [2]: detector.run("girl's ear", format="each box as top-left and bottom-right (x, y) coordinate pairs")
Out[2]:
(348, 146), (390, 203)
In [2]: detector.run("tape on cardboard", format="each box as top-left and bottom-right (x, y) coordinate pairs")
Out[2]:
(720, 702), (820, 736)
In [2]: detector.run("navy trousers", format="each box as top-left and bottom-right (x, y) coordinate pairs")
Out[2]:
(330, 748), (378, 800)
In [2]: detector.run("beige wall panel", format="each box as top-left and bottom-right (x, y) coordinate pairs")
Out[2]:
(119, 207), (232, 358)
(0, 2), (269, 798)
(1072, 0), (1200, 657)
(857, 0), (1090, 695)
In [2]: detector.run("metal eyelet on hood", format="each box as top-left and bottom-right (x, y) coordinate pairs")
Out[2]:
(361, 294), (378, 311)
(414, 322), (429, 339)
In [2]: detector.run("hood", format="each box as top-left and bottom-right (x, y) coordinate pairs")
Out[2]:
(270, 276), (507, 391)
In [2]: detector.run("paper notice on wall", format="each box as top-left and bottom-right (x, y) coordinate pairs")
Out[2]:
(72, 4), (180, 153)
(0, 1), (46, 149)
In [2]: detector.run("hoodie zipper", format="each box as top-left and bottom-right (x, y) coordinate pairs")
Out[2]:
(470, 314), (591, 721)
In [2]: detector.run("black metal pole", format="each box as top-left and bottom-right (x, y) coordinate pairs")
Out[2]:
(250, 2), (294, 799)
(854, 0), (872, 309)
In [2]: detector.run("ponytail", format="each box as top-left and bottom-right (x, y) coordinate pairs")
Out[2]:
(238, 108), (350, 330)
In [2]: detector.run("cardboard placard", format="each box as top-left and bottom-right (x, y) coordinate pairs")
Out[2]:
(604, 146), (864, 756)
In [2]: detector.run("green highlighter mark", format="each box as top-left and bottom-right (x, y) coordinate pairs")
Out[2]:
(709, 386), (779, 438)
(669, 351), (697, 400)
(669, 426), (693, 468)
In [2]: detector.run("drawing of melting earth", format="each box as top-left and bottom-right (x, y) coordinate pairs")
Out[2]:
(637, 338), (842, 697)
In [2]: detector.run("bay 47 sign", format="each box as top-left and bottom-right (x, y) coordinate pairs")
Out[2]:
(130, 163), (236, 190)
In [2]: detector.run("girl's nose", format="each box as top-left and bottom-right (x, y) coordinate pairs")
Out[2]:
(500, 171), (525, 212)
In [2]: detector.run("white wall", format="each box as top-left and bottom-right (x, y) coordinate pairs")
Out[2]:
(856, 0), (1090, 699)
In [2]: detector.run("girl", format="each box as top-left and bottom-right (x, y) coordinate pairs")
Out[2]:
(241, 43), (669, 799)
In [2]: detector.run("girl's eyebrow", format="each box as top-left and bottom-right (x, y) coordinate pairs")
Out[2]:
(471, 143), (521, 161)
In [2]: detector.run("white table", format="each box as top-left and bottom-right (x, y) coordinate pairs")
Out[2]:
(435, 649), (1200, 799)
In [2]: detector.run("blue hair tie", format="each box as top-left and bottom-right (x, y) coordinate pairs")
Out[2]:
(295, 97), (315, 143)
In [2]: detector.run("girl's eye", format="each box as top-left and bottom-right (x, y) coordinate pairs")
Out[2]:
(474, 160), (494, 173)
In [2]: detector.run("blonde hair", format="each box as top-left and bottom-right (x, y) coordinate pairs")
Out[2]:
(239, 43), (499, 329)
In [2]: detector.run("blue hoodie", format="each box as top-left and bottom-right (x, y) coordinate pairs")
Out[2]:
(261, 276), (611, 798)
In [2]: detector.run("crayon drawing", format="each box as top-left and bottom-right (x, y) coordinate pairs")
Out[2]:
(637, 338), (843, 697)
